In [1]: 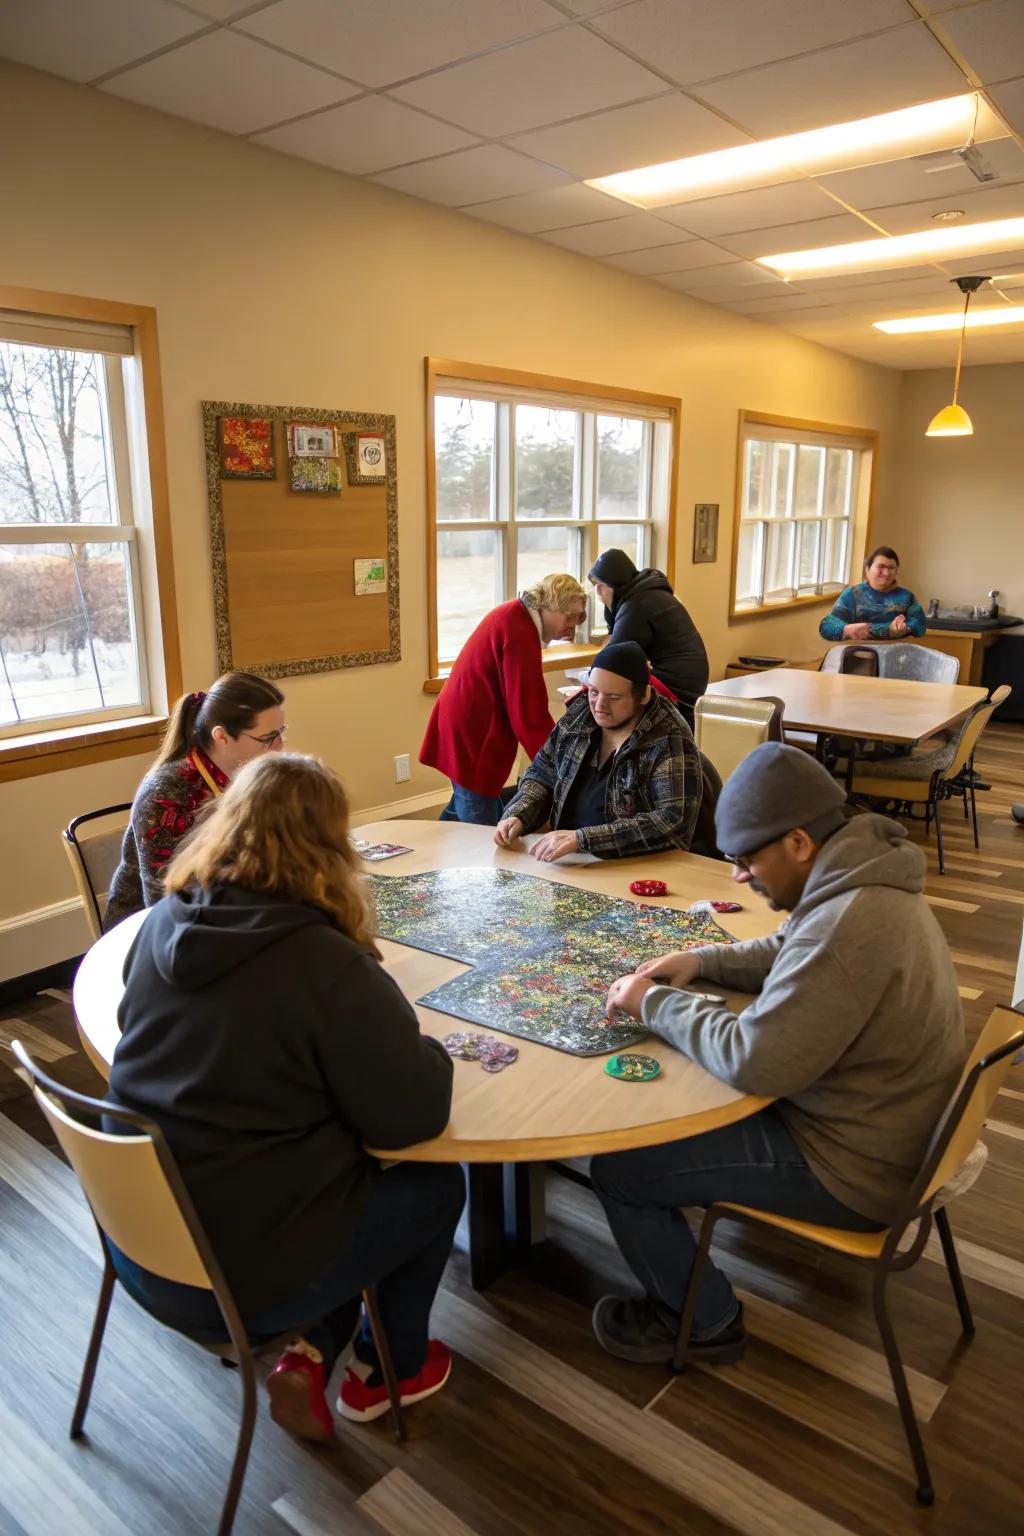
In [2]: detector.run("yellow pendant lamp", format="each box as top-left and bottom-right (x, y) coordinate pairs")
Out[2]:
(925, 275), (989, 437)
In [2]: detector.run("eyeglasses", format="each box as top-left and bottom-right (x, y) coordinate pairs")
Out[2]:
(723, 835), (783, 871)
(244, 727), (287, 748)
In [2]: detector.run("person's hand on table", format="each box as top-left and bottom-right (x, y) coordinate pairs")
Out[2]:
(494, 816), (524, 847)
(530, 830), (579, 863)
(606, 972), (654, 1021)
(635, 950), (702, 988)
(889, 613), (908, 636)
(842, 622), (873, 641)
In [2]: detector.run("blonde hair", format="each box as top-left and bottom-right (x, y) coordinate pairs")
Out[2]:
(164, 754), (376, 950)
(520, 573), (586, 613)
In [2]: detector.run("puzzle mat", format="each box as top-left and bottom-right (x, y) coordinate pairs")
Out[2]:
(368, 868), (732, 1057)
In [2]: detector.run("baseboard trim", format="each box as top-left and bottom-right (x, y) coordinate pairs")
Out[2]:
(349, 788), (447, 825)
(0, 896), (93, 985)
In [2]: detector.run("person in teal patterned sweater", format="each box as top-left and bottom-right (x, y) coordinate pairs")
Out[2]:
(819, 546), (927, 643)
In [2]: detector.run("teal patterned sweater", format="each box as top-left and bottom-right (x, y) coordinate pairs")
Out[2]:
(819, 582), (927, 642)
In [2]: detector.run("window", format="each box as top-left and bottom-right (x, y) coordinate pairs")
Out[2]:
(732, 413), (876, 616)
(0, 290), (179, 775)
(427, 361), (677, 675)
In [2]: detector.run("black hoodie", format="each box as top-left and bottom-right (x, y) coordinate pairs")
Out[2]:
(605, 568), (709, 716)
(108, 884), (453, 1313)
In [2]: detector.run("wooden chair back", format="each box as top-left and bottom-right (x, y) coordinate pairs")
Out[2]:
(918, 1005), (1024, 1209)
(62, 804), (132, 941)
(944, 686), (1009, 780)
(694, 695), (784, 782)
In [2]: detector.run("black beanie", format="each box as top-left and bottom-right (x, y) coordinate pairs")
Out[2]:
(590, 641), (650, 691)
(588, 548), (637, 588)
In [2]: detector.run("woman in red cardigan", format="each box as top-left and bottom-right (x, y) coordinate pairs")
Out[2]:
(420, 574), (587, 824)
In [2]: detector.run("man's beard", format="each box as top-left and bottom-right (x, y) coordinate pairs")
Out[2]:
(750, 877), (785, 912)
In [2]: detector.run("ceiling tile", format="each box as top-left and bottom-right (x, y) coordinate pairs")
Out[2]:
(541, 213), (688, 255)
(253, 95), (477, 173)
(236, 0), (565, 89)
(557, 0), (635, 12)
(657, 180), (846, 236)
(462, 183), (626, 233)
(659, 275), (790, 300)
(660, 260), (788, 292)
(605, 239), (737, 274)
(102, 29), (357, 133)
(939, 0), (1024, 86)
(0, 0), (205, 82)
(389, 26), (664, 137)
(508, 93), (752, 179)
(803, 273), (959, 305)
(743, 306), (849, 325)
(859, 177), (1024, 233)
(721, 212), (873, 258)
(370, 145), (569, 204)
(592, 0), (911, 87)
(793, 262), (941, 289)
(173, 0), (252, 17)
(945, 242), (1024, 273)
(725, 291), (839, 313)
(696, 26), (965, 138)
(814, 136), (1024, 213)
(988, 76), (1024, 138)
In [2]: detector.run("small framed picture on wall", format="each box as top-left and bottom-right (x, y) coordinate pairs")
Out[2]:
(693, 502), (719, 564)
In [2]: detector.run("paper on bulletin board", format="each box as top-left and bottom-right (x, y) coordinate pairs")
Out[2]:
(354, 557), (386, 595)
(357, 434), (386, 477)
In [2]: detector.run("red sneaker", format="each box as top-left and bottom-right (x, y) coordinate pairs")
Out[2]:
(266, 1350), (335, 1442)
(337, 1339), (451, 1423)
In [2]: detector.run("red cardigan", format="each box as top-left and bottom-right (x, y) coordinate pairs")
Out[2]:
(420, 600), (555, 796)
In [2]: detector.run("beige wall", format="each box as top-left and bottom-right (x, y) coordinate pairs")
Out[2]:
(0, 62), (903, 954)
(890, 364), (1024, 621)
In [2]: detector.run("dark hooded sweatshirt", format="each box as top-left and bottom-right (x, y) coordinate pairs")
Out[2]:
(107, 884), (453, 1314)
(603, 568), (709, 716)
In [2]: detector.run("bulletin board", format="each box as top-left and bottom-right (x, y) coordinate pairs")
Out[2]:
(202, 400), (400, 679)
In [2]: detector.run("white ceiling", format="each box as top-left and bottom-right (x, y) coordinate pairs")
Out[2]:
(5, 0), (1024, 368)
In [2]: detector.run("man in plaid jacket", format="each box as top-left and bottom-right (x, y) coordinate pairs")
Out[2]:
(494, 641), (702, 863)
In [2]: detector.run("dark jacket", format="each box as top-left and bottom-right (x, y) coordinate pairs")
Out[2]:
(107, 884), (453, 1312)
(604, 569), (709, 715)
(503, 691), (702, 858)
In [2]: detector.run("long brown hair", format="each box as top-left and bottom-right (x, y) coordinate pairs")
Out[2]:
(164, 754), (376, 948)
(154, 672), (284, 768)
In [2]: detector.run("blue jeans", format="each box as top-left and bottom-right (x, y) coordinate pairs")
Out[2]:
(109, 1162), (465, 1378)
(440, 782), (510, 826)
(590, 1107), (882, 1338)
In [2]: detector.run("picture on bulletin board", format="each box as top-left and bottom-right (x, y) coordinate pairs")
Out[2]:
(693, 502), (719, 564)
(344, 432), (387, 484)
(291, 457), (343, 494)
(289, 422), (338, 458)
(354, 557), (386, 595)
(219, 416), (275, 479)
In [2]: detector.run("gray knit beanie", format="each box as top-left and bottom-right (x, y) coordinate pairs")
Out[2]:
(715, 742), (846, 858)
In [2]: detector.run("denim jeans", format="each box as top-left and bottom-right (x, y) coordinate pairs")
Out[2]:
(590, 1107), (882, 1339)
(439, 782), (510, 826)
(109, 1162), (465, 1379)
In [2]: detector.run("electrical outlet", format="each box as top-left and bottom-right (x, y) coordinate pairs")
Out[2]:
(394, 753), (411, 783)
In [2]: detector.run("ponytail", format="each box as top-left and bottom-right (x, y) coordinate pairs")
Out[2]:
(154, 672), (284, 768)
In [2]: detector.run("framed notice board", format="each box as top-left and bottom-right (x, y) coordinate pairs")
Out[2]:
(202, 400), (400, 679)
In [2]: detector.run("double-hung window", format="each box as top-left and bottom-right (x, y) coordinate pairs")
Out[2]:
(732, 413), (876, 616)
(0, 296), (177, 762)
(427, 361), (677, 676)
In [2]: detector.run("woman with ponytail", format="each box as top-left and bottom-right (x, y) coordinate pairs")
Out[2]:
(105, 671), (285, 927)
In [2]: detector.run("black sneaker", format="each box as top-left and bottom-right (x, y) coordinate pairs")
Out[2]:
(592, 1295), (746, 1366)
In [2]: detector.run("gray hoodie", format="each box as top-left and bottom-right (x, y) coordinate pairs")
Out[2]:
(641, 814), (965, 1224)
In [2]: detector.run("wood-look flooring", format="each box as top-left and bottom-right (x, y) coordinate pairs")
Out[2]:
(1, 721), (1022, 1536)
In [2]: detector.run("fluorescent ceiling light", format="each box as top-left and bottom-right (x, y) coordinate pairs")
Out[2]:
(875, 306), (1024, 333)
(758, 216), (1024, 278)
(586, 95), (1003, 209)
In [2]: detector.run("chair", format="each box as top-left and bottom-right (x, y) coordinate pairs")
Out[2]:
(848, 685), (1011, 872)
(839, 645), (880, 677)
(62, 804), (133, 941)
(691, 750), (723, 860)
(821, 643), (960, 684)
(694, 695), (784, 783)
(671, 1002), (1024, 1505)
(10, 1043), (406, 1536)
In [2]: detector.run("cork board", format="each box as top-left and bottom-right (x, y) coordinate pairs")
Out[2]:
(202, 400), (400, 679)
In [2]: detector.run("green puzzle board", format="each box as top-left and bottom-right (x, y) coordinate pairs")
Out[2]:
(367, 868), (732, 1057)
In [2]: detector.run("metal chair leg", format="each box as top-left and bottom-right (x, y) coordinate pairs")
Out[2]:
(362, 1285), (407, 1443)
(71, 1250), (116, 1439)
(671, 1207), (722, 1373)
(872, 1269), (934, 1505)
(933, 794), (945, 875)
(934, 1207), (975, 1337)
(969, 778), (980, 849)
(217, 1340), (258, 1536)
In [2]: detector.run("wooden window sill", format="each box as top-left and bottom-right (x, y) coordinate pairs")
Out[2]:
(423, 643), (601, 694)
(0, 714), (167, 784)
(730, 591), (836, 622)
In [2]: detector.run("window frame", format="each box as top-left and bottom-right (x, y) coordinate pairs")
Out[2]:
(729, 409), (877, 622)
(425, 358), (679, 686)
(0, 286), (180, 783)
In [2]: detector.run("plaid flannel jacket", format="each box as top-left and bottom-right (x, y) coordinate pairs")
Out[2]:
(503, 691), (702, 858)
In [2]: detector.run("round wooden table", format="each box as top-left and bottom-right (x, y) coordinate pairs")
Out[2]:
(74, 820), (772, 1285)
